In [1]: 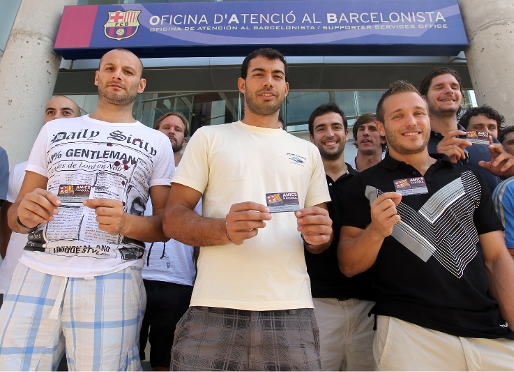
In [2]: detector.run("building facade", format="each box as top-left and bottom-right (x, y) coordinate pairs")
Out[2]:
(0, 0), (512, 166)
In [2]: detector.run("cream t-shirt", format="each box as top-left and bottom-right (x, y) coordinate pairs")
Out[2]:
(173, 121), (330, 311)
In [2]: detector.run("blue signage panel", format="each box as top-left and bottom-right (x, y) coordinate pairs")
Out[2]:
(54, 0), (468, 59)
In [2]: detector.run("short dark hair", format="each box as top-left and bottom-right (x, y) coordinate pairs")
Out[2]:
(99, 48), (144, 78)
(418, 67), (463, 98)
(376, 80), (422, 124)
(458, 105), (505, 132)
(499, 126), (514, 145)
(352, 113), (387, 152)
(154, 111), (189, 137)
(240, 48), (287, 81)
(308, 103), (347, 136)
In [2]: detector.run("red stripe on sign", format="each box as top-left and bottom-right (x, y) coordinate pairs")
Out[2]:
(54, 5), (98, 48)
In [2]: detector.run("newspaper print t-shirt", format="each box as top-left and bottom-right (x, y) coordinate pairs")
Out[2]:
(19, 115), (174, 278)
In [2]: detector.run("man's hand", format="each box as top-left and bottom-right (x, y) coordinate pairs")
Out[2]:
(17, 188), (61, 230)
(83, 198), (126, 235)
(479, 143), (514, 177)
(436, 130), (471, 163)
(295, 206), (332, 246)
(225, 202), (272, 245)
(368, 192), (402, 238)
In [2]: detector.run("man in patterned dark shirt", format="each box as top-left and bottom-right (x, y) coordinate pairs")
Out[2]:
(338, 80), (514, 370)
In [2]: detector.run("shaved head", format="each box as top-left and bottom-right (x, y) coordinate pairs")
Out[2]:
(45, 96), (80, 124)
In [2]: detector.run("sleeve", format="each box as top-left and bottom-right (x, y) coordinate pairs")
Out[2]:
(473, 170), (504, 235)
(304, 144), (331, 207)
(172, 128), (210, 194)
(341, 173), (372, 230)
(194, 197), (203, 216)
(492, 180), (514, 248)
(149, 133), (175, 187)
(6, 162), (27, 203)
(0, 147), (9, 201)
(26, 125), (50, 177)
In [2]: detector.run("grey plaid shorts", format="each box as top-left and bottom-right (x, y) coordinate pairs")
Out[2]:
(170, 306), (321, 371)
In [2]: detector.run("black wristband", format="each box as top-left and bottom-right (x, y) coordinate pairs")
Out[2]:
(16, 216), (38, 231)
(301, 234), (313, 246)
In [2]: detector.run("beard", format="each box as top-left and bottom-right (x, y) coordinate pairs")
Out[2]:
(359, 146), (378, 156)
(318, 141), (345, 161)
(385, 127), (430, 155)
(172, 141), (184, 153)
(98, 84), (138, 107)
(245, 90), (284, 116)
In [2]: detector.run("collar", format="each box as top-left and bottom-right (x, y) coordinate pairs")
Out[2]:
(326, 163), (357, 183)
(430, 124), (467, 139)
(382, 153), (453, 172)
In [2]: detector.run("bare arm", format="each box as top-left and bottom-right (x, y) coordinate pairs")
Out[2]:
(0, 201), (12, 258)
(296, 203), (332, 254)
(83, 185), (170, 242)
(163, 183), (272, 246)
(337, 192), (402, 277)
(480, 230), (514, 330)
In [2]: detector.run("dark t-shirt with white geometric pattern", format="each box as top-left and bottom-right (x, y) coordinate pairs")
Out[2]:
(343, 154), (514, 339)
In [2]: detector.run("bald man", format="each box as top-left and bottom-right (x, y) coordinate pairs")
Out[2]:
(0, 49), (174, 371)
(44, 96), (81, 123)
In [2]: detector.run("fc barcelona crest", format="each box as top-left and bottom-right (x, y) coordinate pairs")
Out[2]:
(104, 10), (141, 41)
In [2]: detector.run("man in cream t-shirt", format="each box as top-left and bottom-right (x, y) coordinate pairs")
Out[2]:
(164, 48), (332, 371)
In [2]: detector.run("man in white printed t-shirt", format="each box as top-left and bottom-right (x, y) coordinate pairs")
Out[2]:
(0, 49), (174, 371)
(164, 48), (332, 371)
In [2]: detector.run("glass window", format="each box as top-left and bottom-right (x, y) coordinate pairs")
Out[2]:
(64, 89), (477, 141)
(0, 0), (21, 59)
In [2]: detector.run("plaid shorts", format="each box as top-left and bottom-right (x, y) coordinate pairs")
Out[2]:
(170, 306), (321, 371)
(0, 263), (146, 371)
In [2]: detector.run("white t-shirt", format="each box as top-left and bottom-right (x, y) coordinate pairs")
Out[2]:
(173, 121), (331, 311)
(0, 161), (28, 294)
(142, 193), (201, 286)
(19, 115), (174, 277)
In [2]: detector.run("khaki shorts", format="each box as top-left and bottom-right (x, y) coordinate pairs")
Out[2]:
(313, 298), (374, 371)
(374, 315), (514, 370)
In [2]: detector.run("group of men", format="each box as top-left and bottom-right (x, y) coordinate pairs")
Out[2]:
(0, 46), (512, 371)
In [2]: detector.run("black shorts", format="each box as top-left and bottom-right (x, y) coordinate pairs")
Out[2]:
(139, 280), (193, 368)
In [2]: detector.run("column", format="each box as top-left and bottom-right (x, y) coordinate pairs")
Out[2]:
(458, 0), (514, 124)
(0, 0), (77, 167)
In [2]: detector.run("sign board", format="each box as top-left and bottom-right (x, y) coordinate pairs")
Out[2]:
(54, 0), (468, 59)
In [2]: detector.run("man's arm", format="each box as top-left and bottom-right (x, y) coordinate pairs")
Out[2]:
(0, 201), (12, 258)
(163, 183), (272, 247)
(295, 203), (332, 254)
(480, 230), (514, 330)
(338, 192), (401, 277)
(83, 185), (170, 242)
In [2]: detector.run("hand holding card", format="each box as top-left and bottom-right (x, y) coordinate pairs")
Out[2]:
(295, 205), (332, 252)
(225, 201), (272, 245)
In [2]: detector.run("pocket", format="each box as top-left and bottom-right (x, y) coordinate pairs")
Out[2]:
(126, 267), (146, 315)
(373, 315), (394, 369)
